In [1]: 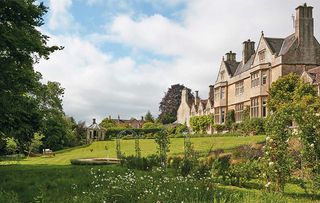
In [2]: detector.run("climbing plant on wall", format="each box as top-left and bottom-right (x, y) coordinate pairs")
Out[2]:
(189, 115), (214, 133)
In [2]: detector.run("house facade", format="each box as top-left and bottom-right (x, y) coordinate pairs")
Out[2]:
(177, 4), (320, 129)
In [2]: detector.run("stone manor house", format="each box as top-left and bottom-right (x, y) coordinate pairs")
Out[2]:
(177, 4), (320, 132)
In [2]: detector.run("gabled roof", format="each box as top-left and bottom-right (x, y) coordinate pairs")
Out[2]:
(264, 37), (284, 54)
(279, 34), (296, 56)
(224, 61), (240, 76)
(233, 54), (255, 76)
(200, 99), (208, 108)
(307, 66), (320, 83)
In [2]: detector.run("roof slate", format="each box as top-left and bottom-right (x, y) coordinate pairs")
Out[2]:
(224, 61), (240, 76)
(233, 54), (255, 76)
(264, 37), (284, 54)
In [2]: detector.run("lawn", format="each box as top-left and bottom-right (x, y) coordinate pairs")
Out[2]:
(7, 135), (266, 165)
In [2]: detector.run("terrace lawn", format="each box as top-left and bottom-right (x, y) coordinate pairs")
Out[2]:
(14, 135), (265, 165)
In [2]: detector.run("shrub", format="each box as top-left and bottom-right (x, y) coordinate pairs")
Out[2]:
(232, 144), (263, 160)
(5, 137), (17, 155)
(225, 110), (235, 130)
(180, 158), (195, 176)
(190, 115), (214, 133)
(175, 124), (189, 134)
(228, 161), (262, 187)
(211, 153), (232, 182)
(0, 190), (19, 203)
(214, 124), (226, 133)
(168, 156), (183, 172)
(122, 155), (160, 170)
(240, 118), (265, 135)
(105, 127), (163, 139)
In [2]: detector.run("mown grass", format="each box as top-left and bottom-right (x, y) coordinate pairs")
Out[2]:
(3, 135), (265, 165)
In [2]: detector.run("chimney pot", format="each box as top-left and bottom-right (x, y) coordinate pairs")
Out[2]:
(93, 118), (96, 124)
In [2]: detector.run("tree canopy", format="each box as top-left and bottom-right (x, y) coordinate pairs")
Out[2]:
(158, 84), (194, 124)
(0, 1), (72, 153)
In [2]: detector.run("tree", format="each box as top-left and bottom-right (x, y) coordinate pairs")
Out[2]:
(28, 132), (44, 157)
(0, 0), (61, 152)
(5, 137), (17, 155)
(74, 121), (87, 144)
(158, 84), (194, 124)
(100, 118), (117, 129)
(145, 111), (154, 123)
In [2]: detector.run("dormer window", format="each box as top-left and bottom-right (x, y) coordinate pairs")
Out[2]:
(258, 49), (266, 62)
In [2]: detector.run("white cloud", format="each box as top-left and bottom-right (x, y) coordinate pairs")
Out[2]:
(48, 0), (79, 31)
(38, 0), (320, 123)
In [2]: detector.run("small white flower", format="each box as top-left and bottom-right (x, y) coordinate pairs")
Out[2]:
(265, 182), (271, 188)
(269, 162), (274, 167)
(310, 143), (314, 147)
(266, 136), (270, 141)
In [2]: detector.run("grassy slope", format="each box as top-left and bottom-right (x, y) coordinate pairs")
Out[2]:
(15, 135), (265, 165)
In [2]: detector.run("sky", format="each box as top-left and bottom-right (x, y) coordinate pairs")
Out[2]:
(36, 0), (320, 124)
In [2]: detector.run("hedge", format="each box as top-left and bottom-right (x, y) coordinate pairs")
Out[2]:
(104, 127), (163, 139)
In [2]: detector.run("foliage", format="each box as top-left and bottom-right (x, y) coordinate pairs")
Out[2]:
(154, 130), (170, 168)
(99, 118), (117, 129)
(144, 111), (154, 123)
(158, 84), (194, 124)
(190, 115), (214, 133)
(122, 155), (160, 170)
(0, 0), (61, 153)
(214, 124), (226, 133)
(238, 117), (265, 135)
(225, 110), (235, 130)
(28, 133), (44, 156)
(105, 127), (163, 139)
(74, 121), (87, 144)
(175, 123), (189, 134)
(0, 165), (316, 203)
(142, 122), (163, 129)
(263, 107), (294, 193)
(115, 138), (123, 159)
(134, 138), (141, 158)
(263, 73), (320, 193)
(5, 137), (17, 155)
(212, 153), (232, 182)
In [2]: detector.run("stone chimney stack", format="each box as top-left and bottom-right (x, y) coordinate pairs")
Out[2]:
(225, 51), (236, 61)
(209, 85), (214, 100)
(181, 87), (188, 103)
(295, 3), (314, 47)
(93, 118), (96, 124)
(141, 116), (144, 121)
(242, 39), (255, 63)
(195, 90), (200, 104)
